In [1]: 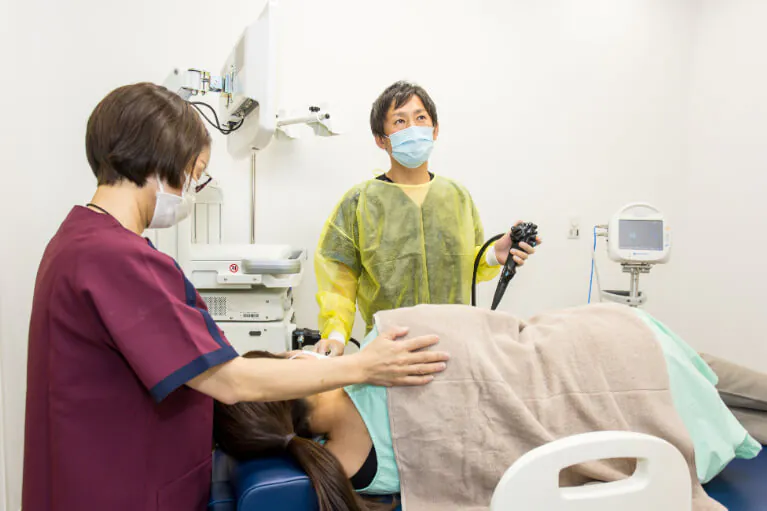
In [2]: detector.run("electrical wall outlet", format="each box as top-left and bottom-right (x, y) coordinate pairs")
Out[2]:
(568, 217), (580, 239)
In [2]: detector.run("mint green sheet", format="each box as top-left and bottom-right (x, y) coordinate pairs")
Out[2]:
(633, 308), (761, 483)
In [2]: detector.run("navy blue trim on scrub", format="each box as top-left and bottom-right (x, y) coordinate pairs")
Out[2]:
(173, 266), (229, 350)
(143, 238), (239, 402)
(144, 239), (229, 350)
(150, 346), (238, 402)
(179, 265), (198, 306)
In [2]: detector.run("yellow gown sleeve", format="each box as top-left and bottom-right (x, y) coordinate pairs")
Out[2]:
(471, 197), (502, 283)
(314, 190), (362, 341)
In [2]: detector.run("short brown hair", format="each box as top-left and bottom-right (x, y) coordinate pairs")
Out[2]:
(369, 81), (438, 139)
(86, 82), (211, 188)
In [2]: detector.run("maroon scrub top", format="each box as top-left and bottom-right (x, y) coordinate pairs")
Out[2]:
(23, 206), (239, 511)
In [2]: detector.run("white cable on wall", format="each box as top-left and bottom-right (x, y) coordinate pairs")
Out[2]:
(588, 226), (604, 304)
(592, 229), (603, 301)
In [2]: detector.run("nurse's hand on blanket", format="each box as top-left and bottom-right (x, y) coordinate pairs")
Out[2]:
(188, 327), (447, 403)
(358, 327), (449, 387)
(494, 221), (541, 266)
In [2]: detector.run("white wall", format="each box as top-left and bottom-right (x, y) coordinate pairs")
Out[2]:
(1, 1), (700, 509)
(1, 1), (15, 508)
(666, 0), (767, 371)
(0, 300), (6, 511)
(252, 0), (698, 338)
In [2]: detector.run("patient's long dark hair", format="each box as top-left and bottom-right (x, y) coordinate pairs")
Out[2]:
(213, 351), (393, 511)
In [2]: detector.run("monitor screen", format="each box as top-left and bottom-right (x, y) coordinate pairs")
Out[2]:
(619, 219), (663, 251)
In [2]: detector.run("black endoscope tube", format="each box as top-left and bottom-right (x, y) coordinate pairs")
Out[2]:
(490, 223), (538, 310)
(472, 234), (505, 307)
(491, 274), (512, 310)
(473, 223), (539, 310)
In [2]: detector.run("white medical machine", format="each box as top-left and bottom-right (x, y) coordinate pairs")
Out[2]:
(162, 0), (338, 157)
(166, 213), (305, 355)
(592, 203), (671, 307)
(149, 0), (338, 355)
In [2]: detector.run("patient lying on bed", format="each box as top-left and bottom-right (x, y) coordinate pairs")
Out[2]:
(214, 304), (762, 511)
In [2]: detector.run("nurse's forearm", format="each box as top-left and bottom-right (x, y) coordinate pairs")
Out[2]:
(234, 356), (365, 402)
(188, 330), (449, 403)
(188, 355), (364, 404)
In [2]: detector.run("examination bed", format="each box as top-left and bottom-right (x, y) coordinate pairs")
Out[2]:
(208, 433), (766, 510)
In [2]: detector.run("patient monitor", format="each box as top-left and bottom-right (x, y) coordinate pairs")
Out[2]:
(607, 203), (671, 265)
(596, 203), (671, 307)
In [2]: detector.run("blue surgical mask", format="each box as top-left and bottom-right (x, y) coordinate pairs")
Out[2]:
(388, 126), (435, 169)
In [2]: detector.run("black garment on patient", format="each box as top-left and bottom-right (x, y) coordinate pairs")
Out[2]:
(350, 446), (378, 490)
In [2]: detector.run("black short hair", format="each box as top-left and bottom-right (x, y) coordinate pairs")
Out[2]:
(369, 81), (438, 139)
(85, 82), (211, 188)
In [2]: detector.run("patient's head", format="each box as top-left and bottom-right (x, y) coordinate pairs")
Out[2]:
(213, 351), (314, 459)
(213, 351), (391, 511)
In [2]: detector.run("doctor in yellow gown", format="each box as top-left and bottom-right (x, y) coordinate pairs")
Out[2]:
(314, 81), (539, 355)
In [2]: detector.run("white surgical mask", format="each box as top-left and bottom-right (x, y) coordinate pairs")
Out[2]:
(148, 174), (196, 230)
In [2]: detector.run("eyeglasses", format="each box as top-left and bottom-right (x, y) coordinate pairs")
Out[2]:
(195, 171), (214, 193)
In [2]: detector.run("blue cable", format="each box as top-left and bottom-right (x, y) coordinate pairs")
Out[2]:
(588, 226), (597, 304)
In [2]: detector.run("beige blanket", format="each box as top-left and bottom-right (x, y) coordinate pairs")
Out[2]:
(375, 303), (724, 511)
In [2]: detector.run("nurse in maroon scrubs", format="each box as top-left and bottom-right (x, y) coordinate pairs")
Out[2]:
(22, 82), (448, 511)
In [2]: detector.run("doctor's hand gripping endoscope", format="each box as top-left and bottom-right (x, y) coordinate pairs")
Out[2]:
(472, 222), (539, 311)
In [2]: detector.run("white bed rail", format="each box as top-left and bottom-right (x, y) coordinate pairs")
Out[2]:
(490, 431), (691, 511)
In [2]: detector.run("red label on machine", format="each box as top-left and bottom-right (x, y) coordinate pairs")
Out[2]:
(229, 263), (239, 273)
